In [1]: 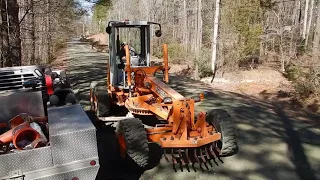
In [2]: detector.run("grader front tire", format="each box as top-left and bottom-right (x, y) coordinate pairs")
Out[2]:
(206, 109), (238, 157)
(117, 118), (149, 168)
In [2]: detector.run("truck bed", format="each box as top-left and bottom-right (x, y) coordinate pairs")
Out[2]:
(0, 104), (99, 180)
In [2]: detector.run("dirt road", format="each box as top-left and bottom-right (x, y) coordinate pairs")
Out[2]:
(58, 40), (320, 180)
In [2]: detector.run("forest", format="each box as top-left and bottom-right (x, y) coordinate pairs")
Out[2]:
(87, 0), (320, 99)
(0, 1), (318, 179)
(0, 0), (85, 67)
(0, 0), (319, 99)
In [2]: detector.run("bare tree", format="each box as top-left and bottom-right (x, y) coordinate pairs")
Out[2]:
(302, 0), (310, 40)
(211, 0), (220, 81)
(0, 0), (2, 67)
(194, 0), (202, 80)
(8, 0), (21, 66)
(46, 0), (51, 62)
(312, 2), (320, 62)
(88, 0), (320, 90)
(1, 0), (21, 67)
(28, 0), (35, 64)
(306, 0), (314, 46)
(0, 0), (9, 67)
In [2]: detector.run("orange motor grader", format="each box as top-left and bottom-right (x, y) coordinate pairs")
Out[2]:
(90, 20), (238, 171)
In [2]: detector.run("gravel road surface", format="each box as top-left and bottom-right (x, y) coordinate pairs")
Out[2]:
(63, 40), (320, 180)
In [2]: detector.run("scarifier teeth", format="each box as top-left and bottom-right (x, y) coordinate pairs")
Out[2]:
(200, 148), (206, 163)
(193, 148), (200, 163)
(185, 149), (191, 163)
(164, 149), (170, 162)
(215, 146), (221, 153)
(171, 149), (177, 164)
(185, 148), (191, 172)
(204, 147), (213, 167)
(163, 145), (223, 172)
(171, 149), (178, 172)
(214, 144), (224, 163)
(209, 144), (217, 158)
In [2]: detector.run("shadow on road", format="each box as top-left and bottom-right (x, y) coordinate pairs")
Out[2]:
(159, 76), (320, 180)
(86, 111), (144, 180)
(65, 41), (320, 180)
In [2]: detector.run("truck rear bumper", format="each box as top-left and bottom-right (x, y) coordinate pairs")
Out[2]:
(1, 158), (99, 180)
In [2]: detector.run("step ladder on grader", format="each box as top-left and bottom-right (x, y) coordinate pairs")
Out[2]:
(90, 20), (238, 171)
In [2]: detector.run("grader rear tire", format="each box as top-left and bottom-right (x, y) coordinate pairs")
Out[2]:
(117, 118), (149, 168)
(206, 109), (238, 157)
(90, 82), (111, 117)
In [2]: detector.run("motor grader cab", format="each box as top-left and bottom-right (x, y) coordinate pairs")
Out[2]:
(106, 20), (160, 88)
(90, 20), (238, 171)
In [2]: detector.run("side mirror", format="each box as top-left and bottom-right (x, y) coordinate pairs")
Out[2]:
(106, 26), (112, 34)
(155, 30), (162, 37)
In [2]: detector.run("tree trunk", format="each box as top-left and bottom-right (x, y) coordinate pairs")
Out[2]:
(29, 0), (35, 64)
(1, 0), (13, 67)
(305, 0), (314, 46)
(0, 0), (2, 67)
(289, 0), (299, 56)
(197, 0), (202, 58)
(20, 0), (26, 65)
(312, 3), (320, 62)
(280, 33), (285, 72)
(302, 0), (309, 40)
(211, 0), (220, 82)
(183, 0), (187, 52)
(194, 0), (202, 80)
(46, 0), (51, 63)
(7, 0), (22, 66)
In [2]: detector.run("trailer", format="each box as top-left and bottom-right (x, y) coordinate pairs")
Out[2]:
(0, 66), (99, 180)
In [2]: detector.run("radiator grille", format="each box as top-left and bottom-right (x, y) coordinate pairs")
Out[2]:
(0, 66), (44, 92)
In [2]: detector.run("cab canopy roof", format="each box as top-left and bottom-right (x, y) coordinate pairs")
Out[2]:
(107, 20), (161, 28)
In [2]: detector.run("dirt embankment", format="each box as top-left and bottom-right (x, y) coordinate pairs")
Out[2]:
(86, 33), (108, 45)
(165, 60), (319, 114)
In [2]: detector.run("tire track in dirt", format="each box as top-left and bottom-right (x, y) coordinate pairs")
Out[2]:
(59, 40), (320, 180)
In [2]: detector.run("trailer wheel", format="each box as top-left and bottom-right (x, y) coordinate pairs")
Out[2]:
(90, 82), (111, 117)
(206, 109), (238, 157)
(117, 118), (149, 168)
